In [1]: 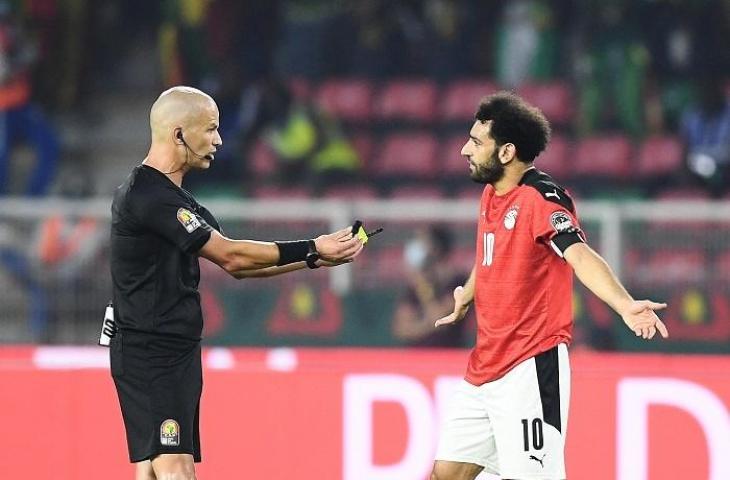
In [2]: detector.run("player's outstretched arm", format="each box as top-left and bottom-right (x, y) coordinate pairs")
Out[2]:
(200, 227), (363, 278)
(564, 242), (669, 340)
(434, 266), (476, 327)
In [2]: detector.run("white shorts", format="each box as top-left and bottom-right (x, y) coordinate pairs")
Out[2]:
(436, 344), (570, 479)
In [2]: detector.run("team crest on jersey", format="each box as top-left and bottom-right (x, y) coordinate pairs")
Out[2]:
(177, 208), (201, 233)
(160, 419), (180, 446)
(550, 211), (576, 233)
(503, 205), (519, 230)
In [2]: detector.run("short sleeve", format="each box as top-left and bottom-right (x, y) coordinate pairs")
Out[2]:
(198, 204), (222, 235)
(531, 195), (585, 258)
(131, 187), (213, 254)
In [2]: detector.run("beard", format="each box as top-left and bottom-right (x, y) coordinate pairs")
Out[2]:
(470, 150), (505, 185)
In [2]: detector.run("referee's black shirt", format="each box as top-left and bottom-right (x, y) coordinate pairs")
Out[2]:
(110, 165), (220, 340)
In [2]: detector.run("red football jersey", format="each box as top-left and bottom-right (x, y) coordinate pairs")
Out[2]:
(465, 168), (584, 385)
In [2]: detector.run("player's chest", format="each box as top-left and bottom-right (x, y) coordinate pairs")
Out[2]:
(476, 200), (534, 268)
(479, 199), (529, 235)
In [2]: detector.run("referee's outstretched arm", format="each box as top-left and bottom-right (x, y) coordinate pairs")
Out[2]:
(199, 227), (363, 278)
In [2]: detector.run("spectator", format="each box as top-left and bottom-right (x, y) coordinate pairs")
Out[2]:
(274, 0), (346, 80)
(573, 1), (649, 137)
(159, 0), (213, 87)
(680, 75), (730, 197)
(346, 1), (405, 78)
(238, 78), (360, 190)
(420, 0), (472, 80)
(494, 0), (559, 88)
(392, 226), (470, 347)
(0, 2), (58, 196)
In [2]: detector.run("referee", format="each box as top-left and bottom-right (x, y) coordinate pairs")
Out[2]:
(109, 86), (363, 480)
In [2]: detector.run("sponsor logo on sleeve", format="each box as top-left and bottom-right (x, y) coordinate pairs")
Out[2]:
(545, 188), (560, 199)
(177, 208), (201, 233)
(550, 211), (577, 233)
(160, 419), (180, 446)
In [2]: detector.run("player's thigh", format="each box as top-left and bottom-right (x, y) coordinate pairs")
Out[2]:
(431, 459), (484, 480)
(485, 344), (570, 479)
(151, 453), (196, 479)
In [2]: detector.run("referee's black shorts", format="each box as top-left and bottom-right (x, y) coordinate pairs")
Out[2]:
(110, 330), (202, 463)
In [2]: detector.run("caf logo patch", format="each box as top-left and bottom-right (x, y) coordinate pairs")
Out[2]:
(160, 419), (180, 446)
(177, 208), (201, 233)
(503, 205), (519, 230)
(550, 211), (576, 233)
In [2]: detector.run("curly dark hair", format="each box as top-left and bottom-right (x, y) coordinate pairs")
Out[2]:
(475, 91), (551, 163)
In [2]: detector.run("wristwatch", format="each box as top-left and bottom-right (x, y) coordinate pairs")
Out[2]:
(305, 239), (320, 269)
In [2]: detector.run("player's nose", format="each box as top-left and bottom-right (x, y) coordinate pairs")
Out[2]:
(460, 142), (469, 156)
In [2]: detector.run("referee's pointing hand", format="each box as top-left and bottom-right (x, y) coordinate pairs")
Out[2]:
(315, 227), (364, 263)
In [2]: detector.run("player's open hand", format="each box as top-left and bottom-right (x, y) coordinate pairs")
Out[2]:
(315, 227), (364, 263)
(620, 299), (669, 340)
(434, 286), (470, 328)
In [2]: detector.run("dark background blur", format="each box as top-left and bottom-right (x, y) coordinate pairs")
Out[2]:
(0, 0), (728, 352)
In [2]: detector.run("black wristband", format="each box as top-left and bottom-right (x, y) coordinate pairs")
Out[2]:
(305, 239), (320, 269)
(275, 240), (310, 266)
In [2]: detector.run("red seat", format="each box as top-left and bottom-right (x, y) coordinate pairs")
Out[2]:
(388, 185), (446, 199)
(448, 246), (476, 274)
(535, 135), (571, 180)
(626, 249), (707, 286)
(351, 133), (374, 170)
(373, 133), (438, 178)
(655, 187), (711, 200)
(356, 246), (407, 283)
(455, 186), (483, 200)
(440, 79), (498, 121)
(637, 135), (683, 176)
(714, 251), (730, 282)
(316, 79), (373, 122)
(288, 77), (311, 101)
(516, 81), (573, 124)
(440, 135), (468, 176)
(374, 80), (438, 122)
(373, 246), (407, 283)
(574, 135), (632, 178)
(250, 140), (277, 176)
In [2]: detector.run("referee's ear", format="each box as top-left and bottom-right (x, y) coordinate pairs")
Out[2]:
(174, 128), (185, 145)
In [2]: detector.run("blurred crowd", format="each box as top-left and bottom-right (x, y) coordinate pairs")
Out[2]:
(0, 0), (729, 347)
(0, 0), (724, 199)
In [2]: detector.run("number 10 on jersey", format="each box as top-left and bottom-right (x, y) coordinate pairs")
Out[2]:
(482, 232), (495, 266)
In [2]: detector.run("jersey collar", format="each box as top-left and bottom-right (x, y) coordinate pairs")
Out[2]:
(518, 166), (539, 185)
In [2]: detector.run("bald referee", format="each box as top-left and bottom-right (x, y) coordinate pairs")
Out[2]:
(109, 86), (363, 480)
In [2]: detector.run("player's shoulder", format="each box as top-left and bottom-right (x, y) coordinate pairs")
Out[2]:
(518, 168), (576, 213)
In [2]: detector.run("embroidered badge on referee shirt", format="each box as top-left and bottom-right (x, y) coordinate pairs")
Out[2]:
(177, 208), (201, 233)
(160, 419), (180, 446)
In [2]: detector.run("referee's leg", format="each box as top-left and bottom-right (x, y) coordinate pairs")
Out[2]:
(151, 453), (196, 480)
(135, 460), (155, 480)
